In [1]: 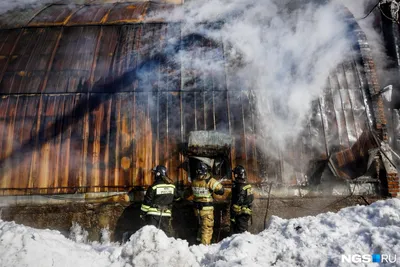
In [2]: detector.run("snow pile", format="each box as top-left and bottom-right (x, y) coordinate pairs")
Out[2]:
(121, 226), (199, 267)
(0, 221), (121, 267)
(100, 227), (111, 245)
(69, 222), (89, 244)
(0, 199), (399, 267)
(193, 199), (400, 266)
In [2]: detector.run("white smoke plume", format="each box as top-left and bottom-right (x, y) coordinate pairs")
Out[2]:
(153, 0), (354, 148)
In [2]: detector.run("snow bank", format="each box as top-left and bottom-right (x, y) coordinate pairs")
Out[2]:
(0, 199), (399, 267)
(193, 198), (400, 267)
(121, 226), (199, 267)
(0, 221), (122, 267)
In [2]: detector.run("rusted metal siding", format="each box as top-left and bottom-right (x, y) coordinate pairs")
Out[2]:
(105, 2), (149, 23)
(0, 4), (386, 195)
(29, 5), (82, 27)
(0, 28), (60, 94)
(45, 26), (99, 93)
(67, 4), (114, 26)
(0, 2), (178, 30)
(0, 92), (257, 195)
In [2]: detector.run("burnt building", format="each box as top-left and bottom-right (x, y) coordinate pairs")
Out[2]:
(0, 0), (398, 242)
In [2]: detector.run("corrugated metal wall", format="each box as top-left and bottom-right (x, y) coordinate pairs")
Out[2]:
(0, 3), (383, 195)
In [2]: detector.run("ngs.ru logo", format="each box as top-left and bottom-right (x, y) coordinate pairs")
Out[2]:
(341, 254), (397, 263)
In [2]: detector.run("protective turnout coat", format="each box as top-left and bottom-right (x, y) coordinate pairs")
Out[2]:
(191, 174), (224, 245)
(230, 182), (254, 234)
(140, 180), (181, 236)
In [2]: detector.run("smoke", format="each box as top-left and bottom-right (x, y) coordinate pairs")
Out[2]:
(152, 0), (353, 150)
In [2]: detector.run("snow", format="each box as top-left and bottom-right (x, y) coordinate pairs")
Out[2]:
(1, 199), (399, 267)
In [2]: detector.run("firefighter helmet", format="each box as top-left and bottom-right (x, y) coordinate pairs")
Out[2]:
(195, 161), (209, 178)
(232, 165), (246, 182)
(152, 165), (168, 180)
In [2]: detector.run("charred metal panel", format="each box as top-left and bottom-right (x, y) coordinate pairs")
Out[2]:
(69, 94), (88, 191)
(135, 24), (167, 92)
(7, 96), (24, 194)
(29, 5), (81, 27)
(214, 91), (229, 132)
(320, 75), (340, 156)
(310, 100), (327, 160)
(391, 110), (400, 168)
(343, 61), (368, 139)
(336, 65), (358, 146)
(329, 74), (351, 150)
(117, 93), (135, 187)
(167, 91), (183, 183)
(0, 97), (9, 190)
(0, 2), (182, 30)
(60, 95), (76, 192)
(88, 94), (112, 192)
(100, 24), (177, 92)
(106, 2), (149, 24)
(194, 91), (205, 130)
(134, 92), (153, 185)
(0, 30), (22, 93)
(0, 8), (39, 29)
(39, 96), (59, 192)
(228, 91), (246, 169)
(330, 131), (376, 179)
(67, 4), (113, 26)
(46, 27), (99, 93)
(93, 26), (121, 86)
(146, 1), (177, 19)
(0, 28), (59, 94)
(0, 96), (17, 191)
(203, 91), (214, 131)
(158, 92), (168, 166)
(183, 92), (196, 142)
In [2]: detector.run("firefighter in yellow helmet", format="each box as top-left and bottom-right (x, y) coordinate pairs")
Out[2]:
(191, 161), (224, 245)
(230, 165), (254, 234)
(140, 165), (181, 236)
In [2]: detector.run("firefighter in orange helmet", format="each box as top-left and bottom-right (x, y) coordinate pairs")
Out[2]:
(190, 161), (224, 245)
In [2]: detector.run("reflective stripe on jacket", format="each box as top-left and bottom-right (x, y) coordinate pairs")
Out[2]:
(231, 183), (254, 215)
(191, 176), (224, 203)
(141, 181), (180, 217)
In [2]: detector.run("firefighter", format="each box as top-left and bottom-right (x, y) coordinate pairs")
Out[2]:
(191, 161), (224, 245)
(140, 165), (181, 236)
(230, 165), (254, 234)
